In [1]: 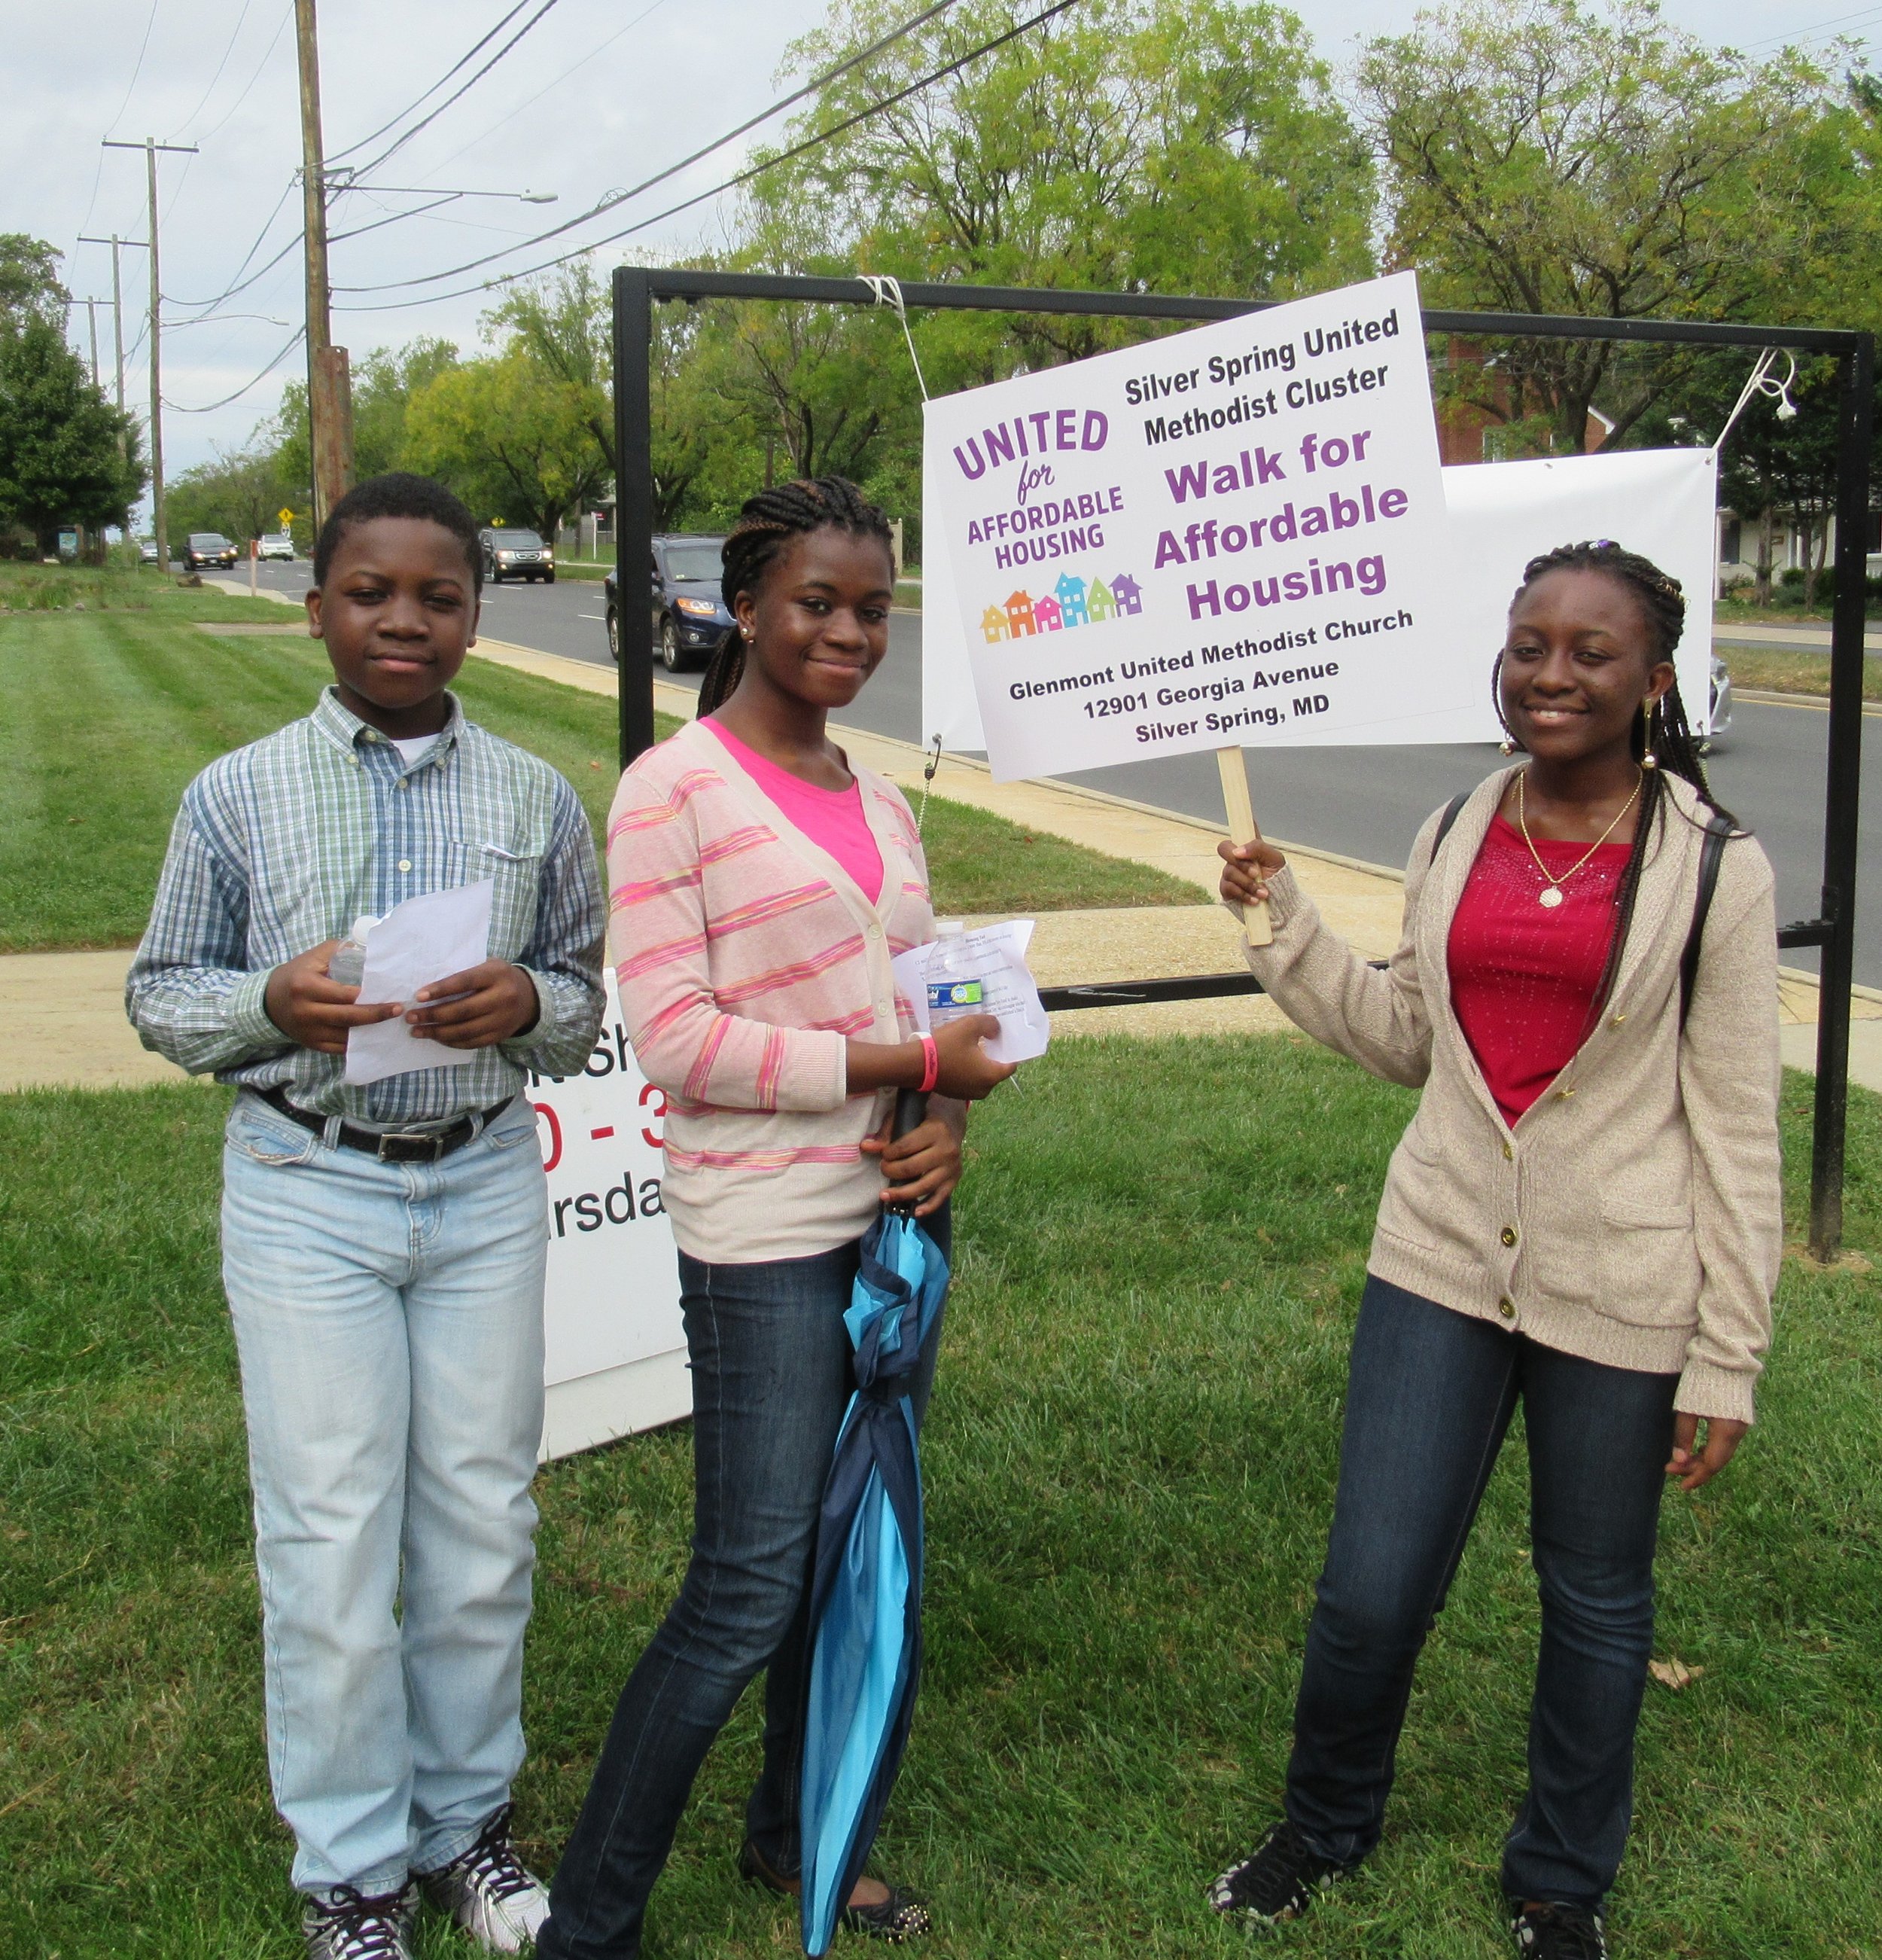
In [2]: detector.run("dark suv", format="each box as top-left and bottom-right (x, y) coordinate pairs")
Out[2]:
(184, 532), (237, 570)
(479, 527), (555, 584)
(604, 533), (732, 669)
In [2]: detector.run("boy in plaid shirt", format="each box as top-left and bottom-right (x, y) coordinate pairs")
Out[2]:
(128, 473), (604, 1958)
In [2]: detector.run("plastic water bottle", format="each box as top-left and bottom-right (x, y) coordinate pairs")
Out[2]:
(326, 915), (379, 989)
(924, 920), (987, 1026)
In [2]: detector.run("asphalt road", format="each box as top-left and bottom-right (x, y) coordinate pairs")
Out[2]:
(245, 561), (1879, 986)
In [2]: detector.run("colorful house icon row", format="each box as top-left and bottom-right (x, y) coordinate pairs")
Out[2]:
(980, 571), (1142, 642)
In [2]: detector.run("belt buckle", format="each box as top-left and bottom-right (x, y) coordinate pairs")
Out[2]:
(376, 1127), (446, 1163)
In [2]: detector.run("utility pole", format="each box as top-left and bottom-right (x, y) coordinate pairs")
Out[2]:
(297, 0), (352, 526)
(80, 232), (148, 416)
(102, 139), (196, 569)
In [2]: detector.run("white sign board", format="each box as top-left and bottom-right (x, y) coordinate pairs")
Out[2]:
(531, 969), (689, 1459)
(924, 270), (1463, 779)
(1438, 446), (1719, 736)
(923, 446), (1723, 751)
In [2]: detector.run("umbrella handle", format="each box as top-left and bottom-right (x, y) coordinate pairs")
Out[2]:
(892, 1087), (930, 1140)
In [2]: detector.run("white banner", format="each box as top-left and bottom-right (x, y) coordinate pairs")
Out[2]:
(531, 969), (689, 1459)
(923, 270), (1463, 779)
(921, 445), (1722, 752)
(1437, 447), (1719, 736)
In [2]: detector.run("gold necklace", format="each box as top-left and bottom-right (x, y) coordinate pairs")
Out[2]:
(1515, 770), (1640, 909)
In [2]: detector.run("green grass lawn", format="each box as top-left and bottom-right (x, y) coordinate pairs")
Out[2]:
(2, 1050), (1877, 1957)
(0, 605), (1198, 951)
(1716, 645), (1882, 703)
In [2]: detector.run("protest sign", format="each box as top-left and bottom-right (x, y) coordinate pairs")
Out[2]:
(923, 270), (1462, 780)
(530, 969), (688, 1459)
(921, 444), (1723, 751)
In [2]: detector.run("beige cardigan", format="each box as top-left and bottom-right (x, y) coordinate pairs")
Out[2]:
(1245, 768), (1781, 1425)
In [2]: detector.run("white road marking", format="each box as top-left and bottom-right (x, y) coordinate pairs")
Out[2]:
(577, 613), (605, 621)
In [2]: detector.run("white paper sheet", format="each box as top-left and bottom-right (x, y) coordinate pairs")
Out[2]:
(892, 919), (1050, 1065)
(343, 879), (496, 1087)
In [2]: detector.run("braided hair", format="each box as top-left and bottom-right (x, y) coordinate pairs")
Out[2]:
(1491, 539), (1740, 1025)
(696, 476), (897, 717)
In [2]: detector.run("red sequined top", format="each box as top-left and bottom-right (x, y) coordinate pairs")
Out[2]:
(1447, 814), (1631, 1127)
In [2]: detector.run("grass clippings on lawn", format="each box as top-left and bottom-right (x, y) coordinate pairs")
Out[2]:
(2, 1050), (1878, 1958)
(0, 602), (1195, 953)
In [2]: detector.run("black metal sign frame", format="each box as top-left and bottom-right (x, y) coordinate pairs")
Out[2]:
(613, 265), (1870, 1256)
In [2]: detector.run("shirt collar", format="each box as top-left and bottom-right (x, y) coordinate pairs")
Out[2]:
(311, 684), (466, 761)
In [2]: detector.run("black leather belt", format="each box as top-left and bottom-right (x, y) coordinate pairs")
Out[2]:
(254, 1084), (516, 1163)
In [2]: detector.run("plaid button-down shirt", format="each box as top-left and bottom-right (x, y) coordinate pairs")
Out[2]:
(127, 686), (606, 1126)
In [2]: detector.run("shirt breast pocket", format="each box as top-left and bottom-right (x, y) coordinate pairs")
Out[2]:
(448, 837), (547, 962)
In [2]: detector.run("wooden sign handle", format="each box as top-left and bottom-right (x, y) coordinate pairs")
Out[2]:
(1216, 745), (1273, 949)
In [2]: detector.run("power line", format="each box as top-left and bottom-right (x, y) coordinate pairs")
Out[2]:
(194, 0), (295, 145)
(170, 0), (259, 140)
(333, 0), (967, 297)
(327, 0), (535, 162)
(340, 0), (565, 184)
(337, 0), (1080, 315)
(75, 0), (163, 243)
(163, 325), (306, 413)
(416, 0), (673, 181)
(164, 184), (302, 314)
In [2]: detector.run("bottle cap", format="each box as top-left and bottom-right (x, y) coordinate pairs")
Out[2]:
(936, 919), (964, 937)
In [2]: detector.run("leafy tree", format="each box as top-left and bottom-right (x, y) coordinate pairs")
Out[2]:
(166, 440), (293, 547)
(1360, 0), (1844, 453)
(0, 235), (68, 328)
(769, 0), (1374, 361)
(0, 314), (145, 551)
(274, 336), (459, 496)
(404, 346), (611, 538)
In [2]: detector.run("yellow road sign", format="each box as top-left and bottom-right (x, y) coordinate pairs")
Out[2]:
(278, 508), (294, 529)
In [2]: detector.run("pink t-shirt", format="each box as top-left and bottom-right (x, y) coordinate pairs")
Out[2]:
(705, 719), (885, 904)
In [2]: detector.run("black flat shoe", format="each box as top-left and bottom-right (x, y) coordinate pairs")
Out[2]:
(738, 1839), (933, 1943)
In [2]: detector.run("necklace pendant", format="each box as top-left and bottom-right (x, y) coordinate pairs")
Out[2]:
(1538, 886), (1564, 909)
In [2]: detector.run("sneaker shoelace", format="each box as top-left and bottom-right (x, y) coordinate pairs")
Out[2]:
(449, 1803), (538, 1904)
(312, 1885), (409, 1956)
(1515, 1903), (1606, 1959)
(1212, 1821), (1335, 1917)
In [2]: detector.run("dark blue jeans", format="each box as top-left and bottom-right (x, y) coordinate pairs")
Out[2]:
(1285, 1276), (1677, 1910)
(538, 1217), (948, 1959)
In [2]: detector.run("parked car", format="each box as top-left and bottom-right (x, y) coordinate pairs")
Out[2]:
(479, 526), (555, 584)
(184, 532), (238, 570)
(257, 532), (296, 562)
(136, 536), (160, 565)
(604, 533), (732, 670)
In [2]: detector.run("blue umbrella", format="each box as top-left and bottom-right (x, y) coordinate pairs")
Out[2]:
(799, 1098), (951, 1957)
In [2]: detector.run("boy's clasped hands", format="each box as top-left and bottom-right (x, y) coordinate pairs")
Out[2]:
(263, 943), (541, 1054)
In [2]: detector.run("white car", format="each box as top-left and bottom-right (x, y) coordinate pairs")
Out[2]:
(257, 533), (296, 562)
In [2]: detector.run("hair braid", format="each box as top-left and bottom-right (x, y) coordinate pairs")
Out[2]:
(1489, 538), (1744, 1029)
(696, 476), (896, 717)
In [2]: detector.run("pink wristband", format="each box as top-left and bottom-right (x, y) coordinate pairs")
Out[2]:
(916, 1032), (939, 1094)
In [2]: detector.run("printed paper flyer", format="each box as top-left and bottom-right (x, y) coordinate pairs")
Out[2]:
(923, 270), (1471, 779)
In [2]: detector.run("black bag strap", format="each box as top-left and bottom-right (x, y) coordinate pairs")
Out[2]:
(1430, 792), (1470, 864)
(1680, 810), (1736, 1031)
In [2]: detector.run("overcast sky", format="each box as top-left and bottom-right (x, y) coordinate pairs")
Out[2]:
(5, 0), (1859, 507)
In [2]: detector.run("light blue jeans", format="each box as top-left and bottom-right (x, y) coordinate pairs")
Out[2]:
(220, 1088), (549, 1898)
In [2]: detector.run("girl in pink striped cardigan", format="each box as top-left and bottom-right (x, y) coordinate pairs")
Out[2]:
(538, 480), (1014, 1960)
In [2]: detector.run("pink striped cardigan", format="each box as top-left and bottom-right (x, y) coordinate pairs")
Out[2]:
(606, 717), (936, 1263)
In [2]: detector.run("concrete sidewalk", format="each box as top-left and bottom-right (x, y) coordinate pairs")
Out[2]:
(6, 620), (1878, 1091)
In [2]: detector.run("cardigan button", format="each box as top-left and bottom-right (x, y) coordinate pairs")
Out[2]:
(1500, 1226), (1518, 1248)
(1497, 1297), (1516, 1320)
(1502, 1139), (1513, 1161)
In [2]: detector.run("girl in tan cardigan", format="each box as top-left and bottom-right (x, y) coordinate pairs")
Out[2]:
(1207, 542), (1781, 1960)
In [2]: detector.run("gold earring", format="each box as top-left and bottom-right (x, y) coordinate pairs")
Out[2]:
(1499, 736), (1516, 755)
(1640, 698), (1658, 768)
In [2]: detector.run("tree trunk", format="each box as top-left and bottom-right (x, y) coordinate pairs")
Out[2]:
(1754, 507), (1775, 608)
(1800, 517), (1830, 614)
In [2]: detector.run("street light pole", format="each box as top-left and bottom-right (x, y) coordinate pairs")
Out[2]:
(102, 139), (196, 572)
(296, 0), (352, 527)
